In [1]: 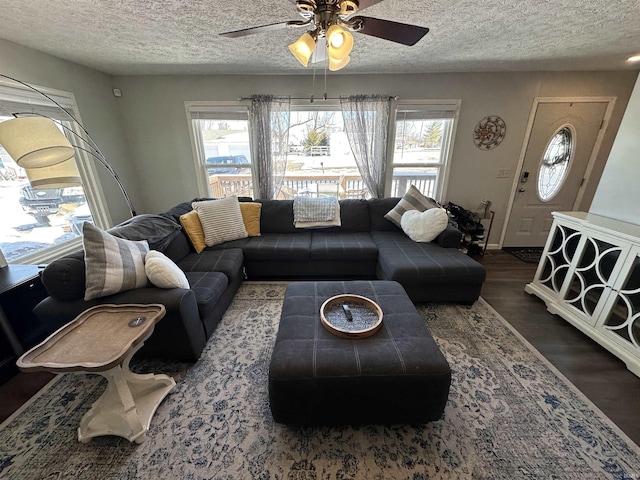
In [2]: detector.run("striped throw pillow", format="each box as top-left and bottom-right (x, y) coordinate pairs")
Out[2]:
(192, 196), (248, 247)
(83, 222), (149, 301)
(384, 185), (440, 228)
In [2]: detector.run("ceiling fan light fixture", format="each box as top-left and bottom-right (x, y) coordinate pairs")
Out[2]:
(329, 54), (351, 71)
(326, 24), (354, 60)
(288, 32), (317, 67)
(339, 0), (358, 16)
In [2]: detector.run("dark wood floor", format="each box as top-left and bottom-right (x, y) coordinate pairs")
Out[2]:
(479, 250), (640, 446)
(1, 251), (639, 446)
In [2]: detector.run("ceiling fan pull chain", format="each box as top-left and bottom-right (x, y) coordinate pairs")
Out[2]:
(310, 67), (316, 103)
(324, 65), (328, 100)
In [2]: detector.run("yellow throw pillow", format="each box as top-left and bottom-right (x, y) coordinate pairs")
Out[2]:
(179, 211), (206, 253)
(240, 202), (262, 237)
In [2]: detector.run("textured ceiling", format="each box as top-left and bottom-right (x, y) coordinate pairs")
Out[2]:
(0, 0), (639, 76)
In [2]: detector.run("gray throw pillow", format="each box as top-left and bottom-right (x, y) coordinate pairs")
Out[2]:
(192, 196), (248, 246)
(83, 222), (149, 301)
(384, 185), (439, 228)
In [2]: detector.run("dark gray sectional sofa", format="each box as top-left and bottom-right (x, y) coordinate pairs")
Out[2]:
(33, 197), (486, 361)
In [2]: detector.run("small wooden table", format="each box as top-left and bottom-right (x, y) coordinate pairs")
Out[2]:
(17, 304), (175, 444)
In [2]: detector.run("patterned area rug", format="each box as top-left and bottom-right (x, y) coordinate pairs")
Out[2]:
(1, 282), (639, 479)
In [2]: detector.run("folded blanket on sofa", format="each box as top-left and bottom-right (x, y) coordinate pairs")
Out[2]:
(293, 196), (337, 223)
(108, 214), (182, 251)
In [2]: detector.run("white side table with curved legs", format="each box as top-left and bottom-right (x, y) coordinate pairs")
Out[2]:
(17, 303), (175, 444)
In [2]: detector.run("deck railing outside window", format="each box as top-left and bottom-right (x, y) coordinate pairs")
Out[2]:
(208, 171), (437, 200)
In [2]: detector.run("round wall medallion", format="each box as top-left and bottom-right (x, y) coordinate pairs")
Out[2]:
(474, 115), (506, 150)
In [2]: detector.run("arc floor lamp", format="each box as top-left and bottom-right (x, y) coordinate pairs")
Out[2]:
(0, 73), (136, 217)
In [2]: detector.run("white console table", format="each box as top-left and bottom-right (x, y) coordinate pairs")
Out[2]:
(525, 211), (640, 377)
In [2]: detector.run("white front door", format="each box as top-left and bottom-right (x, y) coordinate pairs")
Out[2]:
(503, 101), (608, 248)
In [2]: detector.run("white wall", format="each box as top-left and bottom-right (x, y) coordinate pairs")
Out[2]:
(0, 38), (135, 225)
(590, 74), (640, 224)
(114, 71), (637, 243)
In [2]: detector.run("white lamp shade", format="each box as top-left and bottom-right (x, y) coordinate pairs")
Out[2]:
(329, 55), (351, 71)
(288, 32), (316, 67)
(0, 116), (75, 168)
(326, 25), (354, 60)
(25, 157), (82, 188)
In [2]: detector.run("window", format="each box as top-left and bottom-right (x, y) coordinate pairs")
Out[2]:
(187, 100), (459, 202)
(391, 102), (459, 200)
(0, 81), (102, 264)
(188, 105), (254, 198)
(538, 125), (574, 202)
(284, 106), (363, 199)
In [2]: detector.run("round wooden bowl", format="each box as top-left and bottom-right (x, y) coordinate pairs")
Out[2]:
(320, 294), (383, 338)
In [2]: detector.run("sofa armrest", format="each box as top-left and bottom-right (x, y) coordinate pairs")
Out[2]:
(33, 287), (206, 361)
(435, 224), (463, 248)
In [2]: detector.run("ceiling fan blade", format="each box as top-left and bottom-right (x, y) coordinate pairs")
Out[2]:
(220, 20), (308, 38)
(351, 16), (429, 46)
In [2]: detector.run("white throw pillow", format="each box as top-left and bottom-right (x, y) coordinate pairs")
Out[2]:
(400, 208), (449, 243)
(145, 250), (189, 289)
(192, 196), (248, 247)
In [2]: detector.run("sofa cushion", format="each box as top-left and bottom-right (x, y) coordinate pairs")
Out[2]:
(257, 200), (296, 233)
(334, 199), (370, 232)
(192, 197), (248, 246)
(162, 232), (192, 263)
(368, 198), (402, 232)
(243, 232), (312, 261)
(371, 231), (486, 285)
(310, 232), (378, 260)
(183, 271), (229, 325)
(41, 250), (86, 301)
(177, 248), (244, 279)
(208, 238), (251, 250)
(83, 222), (149, 301)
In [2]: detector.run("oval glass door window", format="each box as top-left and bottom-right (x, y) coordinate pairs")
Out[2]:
(537, 125), (574, 201)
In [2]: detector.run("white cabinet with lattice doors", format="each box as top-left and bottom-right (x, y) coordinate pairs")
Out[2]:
(525, 211), (640, 377)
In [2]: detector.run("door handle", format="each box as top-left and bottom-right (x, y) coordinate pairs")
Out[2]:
(518, 188), (526, 192)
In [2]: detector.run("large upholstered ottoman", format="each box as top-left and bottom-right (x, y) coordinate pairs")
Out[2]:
(268, 280), (451, 425)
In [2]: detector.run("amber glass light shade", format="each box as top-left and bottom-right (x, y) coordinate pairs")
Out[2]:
(288, 32), (316, 67)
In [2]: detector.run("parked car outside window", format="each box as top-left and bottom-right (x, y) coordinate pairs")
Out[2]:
(206, 155), (249, 174)
(19, 185), (86, 225)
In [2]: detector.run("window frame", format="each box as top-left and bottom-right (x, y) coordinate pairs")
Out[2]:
(186, 101), (255, 198)
(387, 99), (461, 200)
(536, 123), (576, 202)
(0, 78), (111, 265)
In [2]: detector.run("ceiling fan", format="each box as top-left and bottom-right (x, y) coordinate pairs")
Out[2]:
(219, 0), (429, 71)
